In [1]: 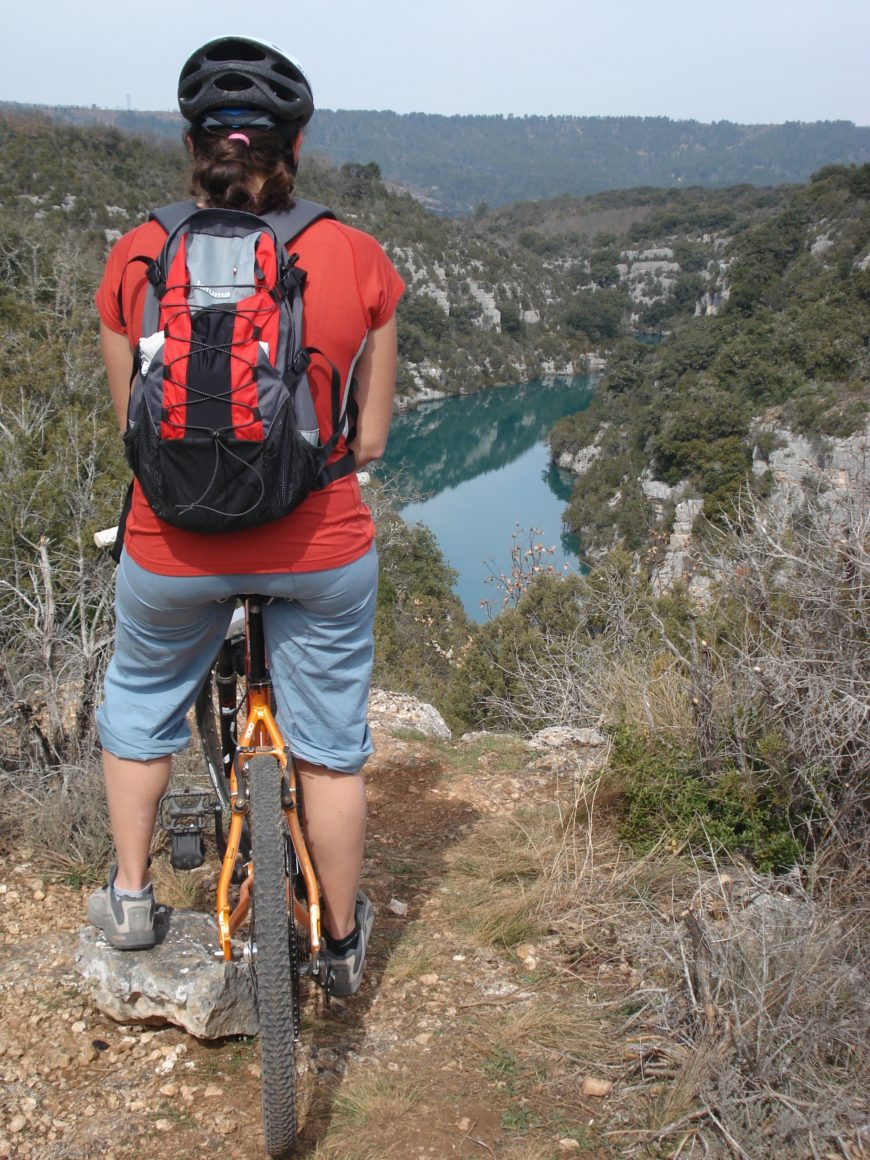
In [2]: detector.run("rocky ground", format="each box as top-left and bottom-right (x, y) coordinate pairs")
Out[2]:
(4, 716), (866, 1160)
(1, 720), (625, 1160)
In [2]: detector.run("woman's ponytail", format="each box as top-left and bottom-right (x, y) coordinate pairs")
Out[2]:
(187, 124), (303, 213)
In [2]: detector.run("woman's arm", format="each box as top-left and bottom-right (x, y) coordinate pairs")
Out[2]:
(348, 315), (397, 469)
(100, 323), (135, 433)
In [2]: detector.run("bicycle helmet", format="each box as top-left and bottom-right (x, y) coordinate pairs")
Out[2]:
(178, 36), (314, 129)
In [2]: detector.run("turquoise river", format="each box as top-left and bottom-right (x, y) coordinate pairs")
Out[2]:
(377, 375), (596, 621)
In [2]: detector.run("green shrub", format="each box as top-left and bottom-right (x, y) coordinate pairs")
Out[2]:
(373, 518), (473, 708)
(561, 288), (628, 342)
(610, 725), (802, 871)
(444, 572), (585, 731)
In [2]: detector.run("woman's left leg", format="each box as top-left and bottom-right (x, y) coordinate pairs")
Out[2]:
(103, 752), (172, 892)
(94, 555), (237, 927)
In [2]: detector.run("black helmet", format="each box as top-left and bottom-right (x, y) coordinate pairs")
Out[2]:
(177, 36), (314, 128)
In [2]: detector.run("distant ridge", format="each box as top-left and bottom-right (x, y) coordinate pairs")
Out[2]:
(3, 101), (869, 215)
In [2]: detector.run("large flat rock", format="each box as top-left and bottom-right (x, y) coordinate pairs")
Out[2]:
(76, 908), (258, 1038)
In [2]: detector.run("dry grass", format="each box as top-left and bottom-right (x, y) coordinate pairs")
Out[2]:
(442, 760), (869, 1158)
(442, 770), (688, 959)
(494, 995), (608, 1060)
(307, 1075), (424, 1160)
(382, 931), (439, 982)
(513, 776), (693, 964)
(9, 754), (221, 897)
(498, 1141), (571, 1160)
(3, 702), (218, 878)
(330, 1074), (422, 1123)
(441, 805), (565, 948)
(480, 993), (619, 1115)
(150, 859), (213, 911)
(449, 882), (546, 948)
(447, 805), (558, 882)
(600, 649), (696, 742)
(438, 732), (532, 776)
(11, 761), (112, 885)
(621, 864), (870, 1157)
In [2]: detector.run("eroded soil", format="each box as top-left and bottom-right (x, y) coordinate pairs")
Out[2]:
(1, 728), (626, 1159)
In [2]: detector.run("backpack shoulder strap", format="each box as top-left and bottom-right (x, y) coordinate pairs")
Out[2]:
(116, 203), (197, 328)
(149, 199), (199, 234)
(265, 199), (336, 247)
(147, 198), (334, 244)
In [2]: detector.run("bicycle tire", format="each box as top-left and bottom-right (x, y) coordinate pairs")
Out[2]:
(194, 667), (234, 810)
(249, 754), (299, 1158)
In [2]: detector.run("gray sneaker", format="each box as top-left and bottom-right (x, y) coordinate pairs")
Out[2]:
(327, 891), (374, 997)
(87, 866), (156, 950)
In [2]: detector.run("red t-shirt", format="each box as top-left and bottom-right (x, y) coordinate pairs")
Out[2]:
(96, 213), (404, 575)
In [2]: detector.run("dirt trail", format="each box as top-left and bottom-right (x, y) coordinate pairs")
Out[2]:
(0, 728), (620, 1159)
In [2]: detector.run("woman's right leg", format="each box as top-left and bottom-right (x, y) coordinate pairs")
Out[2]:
(260, 547), (378, 947)
(294, 760), (367, 940)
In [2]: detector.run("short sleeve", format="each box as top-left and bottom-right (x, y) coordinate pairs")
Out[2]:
(349, 229), (405, 330)
(95, 233), (133, 334)
(95, 221), (167, 343)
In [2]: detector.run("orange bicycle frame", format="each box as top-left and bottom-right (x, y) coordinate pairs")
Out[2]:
(213, 600), (323, 963)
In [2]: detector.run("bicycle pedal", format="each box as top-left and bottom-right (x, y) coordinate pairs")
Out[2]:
(171, 831), (205, 871)
(158, 788), (218, 871)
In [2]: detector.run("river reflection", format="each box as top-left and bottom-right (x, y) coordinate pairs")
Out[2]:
(377, 376), (595, 621)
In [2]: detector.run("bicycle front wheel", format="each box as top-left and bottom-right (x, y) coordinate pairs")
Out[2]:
(249, 755), (298, 1158)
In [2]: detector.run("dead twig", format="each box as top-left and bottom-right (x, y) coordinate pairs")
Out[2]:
(682, 909), (717, 1031)
(457, 986), (540, 1009)
(459, 1119), (495, 1157)
(702, 1101), (754, 1159)
(605, 1108), (708, 1141)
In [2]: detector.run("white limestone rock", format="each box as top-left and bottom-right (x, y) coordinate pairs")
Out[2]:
(76, 909), (258, 1038)
(528, 725), (607, 749)
(368, 689), (452, 740)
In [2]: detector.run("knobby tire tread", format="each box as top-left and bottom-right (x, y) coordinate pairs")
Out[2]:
(249, 755), (298, 1158)
(194, 670), (232, 809)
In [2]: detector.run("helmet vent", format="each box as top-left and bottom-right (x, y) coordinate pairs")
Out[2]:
(207, 43), (267, 63)
(214, 72), (253, 94)
(273, 62), (299, 81)
(272, 82), (298, 101)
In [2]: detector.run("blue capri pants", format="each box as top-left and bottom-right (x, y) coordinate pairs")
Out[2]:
(97, 546), (379, 773)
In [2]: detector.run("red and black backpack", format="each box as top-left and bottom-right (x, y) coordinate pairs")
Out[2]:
(120, 198), (356, 537)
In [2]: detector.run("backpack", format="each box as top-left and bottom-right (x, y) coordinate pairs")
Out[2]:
(120, 197), (356, 536)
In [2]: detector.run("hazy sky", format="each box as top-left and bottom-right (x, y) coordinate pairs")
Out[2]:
(4, 0), (868, 125)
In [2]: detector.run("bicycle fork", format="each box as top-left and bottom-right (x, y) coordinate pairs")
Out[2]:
(214, 602), (323, 966)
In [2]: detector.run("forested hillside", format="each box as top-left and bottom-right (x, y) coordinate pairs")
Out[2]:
(310, 112), (870, 214)
(4, 100), (869, 215)
(547, 163), (870, 555)
(2, 110), (866, 581)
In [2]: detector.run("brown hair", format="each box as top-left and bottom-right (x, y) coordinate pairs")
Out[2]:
(186, 124), (303, 214)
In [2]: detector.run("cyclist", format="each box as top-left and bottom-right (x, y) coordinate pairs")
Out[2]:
(87, 36), (403, 996)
